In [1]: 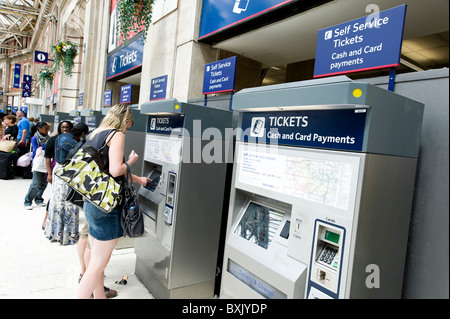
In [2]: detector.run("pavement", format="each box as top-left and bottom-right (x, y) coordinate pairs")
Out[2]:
(0, 176), (154, 299)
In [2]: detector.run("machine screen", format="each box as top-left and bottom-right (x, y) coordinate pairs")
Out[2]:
(144, 169), (161, 192)
(235, 202), (285, 249)
(325, 230), (340, 244)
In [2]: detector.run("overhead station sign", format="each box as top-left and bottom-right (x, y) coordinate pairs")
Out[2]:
(199, 0), (296, 40)
(203, 56), (237, 95)
(106, 36), (144, 80)
(314, 5), (407, 78)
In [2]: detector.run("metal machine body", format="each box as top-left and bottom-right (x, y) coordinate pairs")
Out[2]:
(53, 112), (73, 130)
(135, 99), (233, 298)
(39, 114), (55, 133)
(81, 109), (103, 131)
(69, 110), (85, 125)
(220, 76), (424, 299)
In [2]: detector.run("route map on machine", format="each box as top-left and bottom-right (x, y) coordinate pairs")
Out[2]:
(238, 149), (354, 210)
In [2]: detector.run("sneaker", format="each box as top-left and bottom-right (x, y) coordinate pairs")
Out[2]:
(104, 286), (118, 298)
(24, 205), (32, 210)
(35, 202), (46, 207)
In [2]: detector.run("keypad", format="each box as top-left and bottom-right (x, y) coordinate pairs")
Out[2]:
(318, 245), (339, 269)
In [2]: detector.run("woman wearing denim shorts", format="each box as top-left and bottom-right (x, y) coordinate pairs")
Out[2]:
(76, 104), (150, 299)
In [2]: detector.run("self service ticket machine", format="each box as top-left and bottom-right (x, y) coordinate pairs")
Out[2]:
(53, 112), (74, 132)
(69, 110), (84, 125)
(135, 99), (232, 298)
(39, 114), (55, 132)
(81, 109), (103, 131)
(220, 76), (424, 299)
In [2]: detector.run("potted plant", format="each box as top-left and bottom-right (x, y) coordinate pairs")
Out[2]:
(116, 0), (154, 43)
(38, 66), (54, 88)
(50, 40), (79, 77)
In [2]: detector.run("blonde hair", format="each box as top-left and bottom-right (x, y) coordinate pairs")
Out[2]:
(89, 103), (133, 140)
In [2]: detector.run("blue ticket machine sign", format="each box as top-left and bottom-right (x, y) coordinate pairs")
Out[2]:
(314, 5), (407, 78)
(203, 56), (237, 95)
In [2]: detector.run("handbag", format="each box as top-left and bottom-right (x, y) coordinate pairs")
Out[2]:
(121, 163), (144, 237)
(16, 152), (32, 167)
(32, 146), (47, 173)
(0, 138), (17, 153)
(54, 130), (123, 213)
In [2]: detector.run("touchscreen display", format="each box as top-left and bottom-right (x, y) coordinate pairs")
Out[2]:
(144, 169), (161, 192)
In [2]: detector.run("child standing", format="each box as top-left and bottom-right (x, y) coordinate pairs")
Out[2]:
(24, 122), (50, 210)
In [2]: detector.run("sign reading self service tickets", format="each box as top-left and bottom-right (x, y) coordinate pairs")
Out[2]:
(314, 5), (407, 78)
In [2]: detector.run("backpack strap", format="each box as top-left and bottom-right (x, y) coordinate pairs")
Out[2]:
(98, 129), (119, 153)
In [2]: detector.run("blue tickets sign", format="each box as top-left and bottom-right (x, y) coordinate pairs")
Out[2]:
(203, 56), (237, 95)
(78, 93), (84, 107)
(106, 36), (144, 80)
(199, 0), (296, 39)
(314, 5), (407, 78)
(241, 109), (367, 151)
(150, 75), (168, 101)
(147, 114), (185, 136)
(120, 84), (132, 103)
(104, 90), (112, 106)
(13, 64), (21, 88)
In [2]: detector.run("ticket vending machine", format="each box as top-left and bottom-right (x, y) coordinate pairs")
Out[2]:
(135, 99), (232, 298)
(39, 114), (55, 132)
(220, 77), (424, 299)
(69, 110), (84, 125)
(53, 112), (74, 131)
(81, 109), (103, 131)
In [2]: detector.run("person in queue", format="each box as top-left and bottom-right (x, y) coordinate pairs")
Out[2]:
(41, 120), (73, 230)
(16, 110), (31, 156)
(24, 122), (50, 209)
(76, 104), (150, 299)
(44, 123), (89, 245)
(1, 114), (19, 141)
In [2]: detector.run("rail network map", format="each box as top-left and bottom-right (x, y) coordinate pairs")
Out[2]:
(238, 149), (354, 210)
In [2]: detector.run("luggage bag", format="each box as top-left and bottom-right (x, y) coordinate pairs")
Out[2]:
(0, 151), (18, 180)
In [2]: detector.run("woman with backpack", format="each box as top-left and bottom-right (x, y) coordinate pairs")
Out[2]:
(44, 123), (89, 245)
(41, 120), (73, 230)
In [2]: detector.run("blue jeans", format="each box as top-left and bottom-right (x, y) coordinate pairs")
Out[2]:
(24, 171), (48, 206)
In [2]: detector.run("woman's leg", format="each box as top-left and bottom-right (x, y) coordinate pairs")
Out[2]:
(76, 235), (118, 299)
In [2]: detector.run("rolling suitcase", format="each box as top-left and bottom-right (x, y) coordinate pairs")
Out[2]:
(0, 151), (18, 180)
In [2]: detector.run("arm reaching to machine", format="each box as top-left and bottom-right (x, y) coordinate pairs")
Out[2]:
(108, 131), (151, 186)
